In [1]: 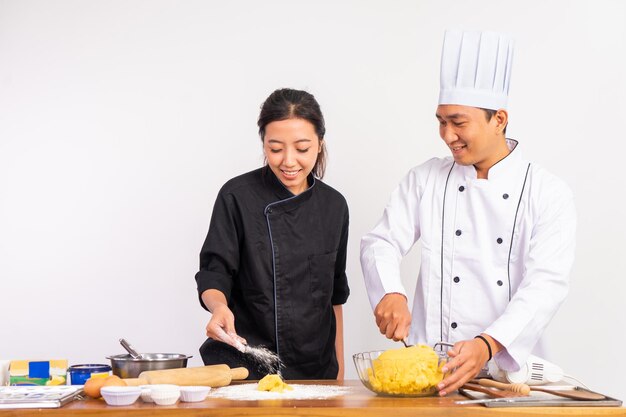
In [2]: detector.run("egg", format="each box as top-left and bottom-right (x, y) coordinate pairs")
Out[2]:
(103, 375), (127, 387)
(84, 376), (108, 398)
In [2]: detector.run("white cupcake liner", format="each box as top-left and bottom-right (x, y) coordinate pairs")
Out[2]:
(180, 386), (210, 402)
(100, 386), (141, 406)
(149, 384), (181, 406)
(138, 385), (153, 403)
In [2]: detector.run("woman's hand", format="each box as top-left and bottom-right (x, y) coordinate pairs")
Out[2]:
(202, 289), (247, 351)
(437, 338), (490, 396)
(373, 293), (411, 341)
(205, 304), (247, 349)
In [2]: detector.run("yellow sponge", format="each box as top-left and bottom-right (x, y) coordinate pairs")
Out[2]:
(9, 360), (28, 377)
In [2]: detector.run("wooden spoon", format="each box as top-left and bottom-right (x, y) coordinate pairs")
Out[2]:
(461, 382), (522, 398)
(477, 379), (606, 400)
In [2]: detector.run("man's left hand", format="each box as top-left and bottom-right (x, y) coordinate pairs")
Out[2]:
(437, 338), (490, 396)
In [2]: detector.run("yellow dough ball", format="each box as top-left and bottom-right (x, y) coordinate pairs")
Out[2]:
(257, 374), (293, 393)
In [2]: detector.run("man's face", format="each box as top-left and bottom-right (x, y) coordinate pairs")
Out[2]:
(436, 105), (504, 169)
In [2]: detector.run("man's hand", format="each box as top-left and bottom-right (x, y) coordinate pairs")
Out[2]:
(373, 293), (411, 341)
(437, 338), (490, 396)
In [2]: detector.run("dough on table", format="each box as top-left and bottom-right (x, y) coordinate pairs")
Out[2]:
(257, 374), (293, 393)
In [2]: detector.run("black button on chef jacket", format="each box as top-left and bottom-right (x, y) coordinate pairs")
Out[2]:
(195, 167), (350, 379)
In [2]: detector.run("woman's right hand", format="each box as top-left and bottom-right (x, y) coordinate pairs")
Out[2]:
(201, 289), (247, 351)
(205, 304), (247, 350)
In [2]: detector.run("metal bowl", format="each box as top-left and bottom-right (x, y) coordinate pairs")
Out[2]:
(106, 353), (192, 378)
(353, 347), (447, 397)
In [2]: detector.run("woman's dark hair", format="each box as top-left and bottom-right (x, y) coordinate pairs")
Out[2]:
(258, 88), (327, 179)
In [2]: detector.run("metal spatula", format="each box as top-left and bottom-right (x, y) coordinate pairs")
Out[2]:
(119, 338), (144, 360)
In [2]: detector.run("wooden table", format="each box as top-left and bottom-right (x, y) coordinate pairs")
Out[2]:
(1, 380), (624, 417)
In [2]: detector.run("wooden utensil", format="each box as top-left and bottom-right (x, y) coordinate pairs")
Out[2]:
(477, 378), (531, 395)
(122, 365), (249, 387)
(477, 378), (606, 400)
(461, 382), (522, 398)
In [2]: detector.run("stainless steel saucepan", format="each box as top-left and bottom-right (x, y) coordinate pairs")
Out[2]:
(107, 338), (192, 378)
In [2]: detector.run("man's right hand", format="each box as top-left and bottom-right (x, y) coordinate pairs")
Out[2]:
(374, 293), (412, 341)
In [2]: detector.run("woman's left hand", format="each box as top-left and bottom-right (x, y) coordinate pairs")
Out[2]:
(437, 338), (490, 396)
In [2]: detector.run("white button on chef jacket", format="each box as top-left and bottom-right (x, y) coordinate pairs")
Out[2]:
(360, 139), (576, 371)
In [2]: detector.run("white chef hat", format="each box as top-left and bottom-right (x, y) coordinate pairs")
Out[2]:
(439, 30), (514, 110)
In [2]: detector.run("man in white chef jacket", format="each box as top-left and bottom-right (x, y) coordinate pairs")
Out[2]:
(360, 30), (576, 396)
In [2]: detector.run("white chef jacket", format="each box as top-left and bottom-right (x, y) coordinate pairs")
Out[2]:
(360, 139), (576, 371)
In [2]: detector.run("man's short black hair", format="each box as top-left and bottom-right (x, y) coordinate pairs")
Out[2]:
(481, 108), (507, 135)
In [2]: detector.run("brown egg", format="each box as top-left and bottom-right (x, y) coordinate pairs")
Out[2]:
(103, 375), (127, 387)
(83, 376), (108, 399)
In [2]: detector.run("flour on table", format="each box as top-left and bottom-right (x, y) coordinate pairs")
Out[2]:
(210, 383), (350, 401)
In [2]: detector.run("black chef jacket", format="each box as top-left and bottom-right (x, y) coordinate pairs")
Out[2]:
(195, 167), (350, 379)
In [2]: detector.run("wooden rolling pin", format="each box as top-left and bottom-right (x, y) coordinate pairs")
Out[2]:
(123, 365), (249, 387)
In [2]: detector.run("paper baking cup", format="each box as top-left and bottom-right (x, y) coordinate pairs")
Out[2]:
(138, 385), (153, 402)
(150, 384), (181, 406)
(180, 386), (210, 402)
(100, 386), (141, 406)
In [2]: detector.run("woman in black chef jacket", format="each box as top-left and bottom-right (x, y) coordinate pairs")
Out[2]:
(195, 88), (350, 380)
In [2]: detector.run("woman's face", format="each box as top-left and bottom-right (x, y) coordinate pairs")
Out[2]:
(263, 118), (322, 195)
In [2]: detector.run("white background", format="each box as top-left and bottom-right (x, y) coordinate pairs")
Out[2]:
(1, 0), (625, 401)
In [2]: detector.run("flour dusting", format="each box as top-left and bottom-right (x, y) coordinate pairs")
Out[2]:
(243, 345), (282, 375)
(210, 383), (350, 401)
